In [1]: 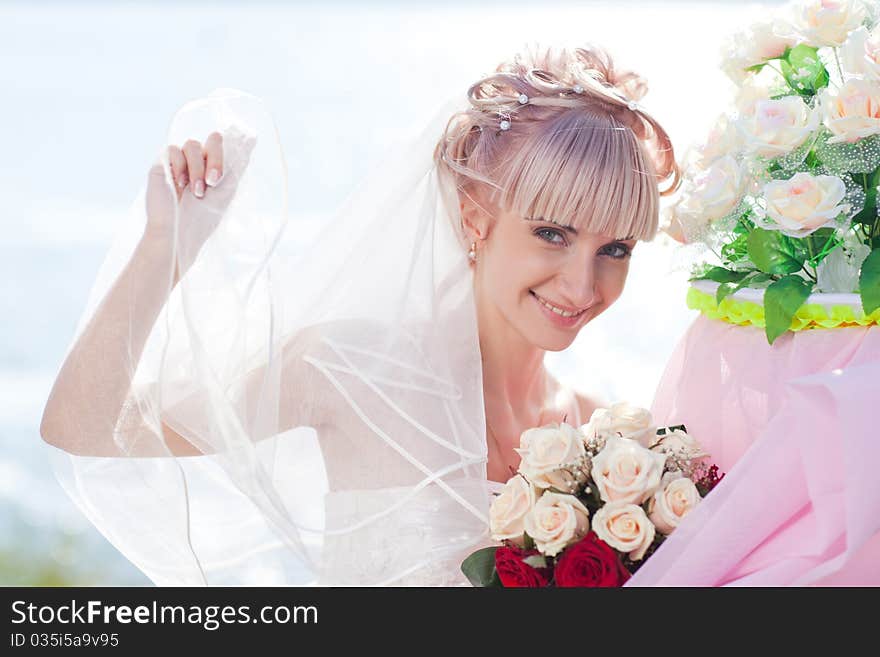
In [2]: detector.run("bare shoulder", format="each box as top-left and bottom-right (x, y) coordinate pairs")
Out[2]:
(544, 371), (607, 427)
(573, 391), (606, 426)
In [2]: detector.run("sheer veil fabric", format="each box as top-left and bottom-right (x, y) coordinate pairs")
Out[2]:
(46, 88), (497, 585)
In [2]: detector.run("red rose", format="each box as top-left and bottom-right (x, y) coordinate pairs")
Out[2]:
(494, 545), (551, 588)
(554, 532), (631, 587)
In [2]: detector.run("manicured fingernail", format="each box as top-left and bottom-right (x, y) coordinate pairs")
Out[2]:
(205, 169), (221, 187)
(194, 179), (205, 198)
(178, 173), (188, 188)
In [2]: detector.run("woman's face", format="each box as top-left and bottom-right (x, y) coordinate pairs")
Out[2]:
(473, 205), (637, 352)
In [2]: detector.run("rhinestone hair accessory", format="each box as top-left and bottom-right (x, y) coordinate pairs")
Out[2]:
(491, 78), (645, 135)
(498, 109), (512, 132)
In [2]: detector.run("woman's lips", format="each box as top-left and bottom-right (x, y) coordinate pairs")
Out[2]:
(530, 290), (588, 328)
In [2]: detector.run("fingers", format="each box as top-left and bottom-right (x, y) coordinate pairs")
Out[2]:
(182, 139), (206, 199)
(203, 131), (223, 188)
(167, 145), (188, 190)
(166, 129), (238, 203)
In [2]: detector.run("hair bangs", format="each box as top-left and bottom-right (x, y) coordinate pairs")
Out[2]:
(493, 111), (660, 241)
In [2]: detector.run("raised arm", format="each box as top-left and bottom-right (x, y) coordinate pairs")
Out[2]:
(40, 131), (259, 457)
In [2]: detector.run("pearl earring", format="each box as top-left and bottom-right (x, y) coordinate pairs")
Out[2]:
(468, 242), (476, 261)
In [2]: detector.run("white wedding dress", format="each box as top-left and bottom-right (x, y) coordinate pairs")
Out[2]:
(320, 479), (508, 586)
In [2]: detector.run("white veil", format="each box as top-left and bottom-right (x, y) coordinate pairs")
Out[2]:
(44, 87), (493, 585)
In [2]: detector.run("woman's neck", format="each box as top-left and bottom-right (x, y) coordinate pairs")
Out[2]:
(474, 285), (547, 423)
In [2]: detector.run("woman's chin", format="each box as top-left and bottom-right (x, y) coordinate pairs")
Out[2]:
(524, 322), (583, 351)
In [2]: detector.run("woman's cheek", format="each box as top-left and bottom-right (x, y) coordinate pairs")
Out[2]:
(597, 259), (629, 304)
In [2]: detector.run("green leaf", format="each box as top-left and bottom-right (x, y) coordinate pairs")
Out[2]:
(716, 271), (773, 304)
(780, 44), (829, 96)
(716, 282), (737, 304)
(747, 228), (805, 275)
(721, 232), (750, 264)
(859, 249), (880, 314)
(692, 266), (748, 284)
(763, 275), (813, 344)
(460, 547), (501, 587)
(851, 167), (880, 227)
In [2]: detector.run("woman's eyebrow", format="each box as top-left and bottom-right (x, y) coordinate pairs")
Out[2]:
(524, 216), (578, 236)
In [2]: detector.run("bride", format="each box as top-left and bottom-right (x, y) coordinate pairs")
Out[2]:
(38, 45), (679, 585)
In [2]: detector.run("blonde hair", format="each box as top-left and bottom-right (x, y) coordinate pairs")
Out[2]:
(434, 45), (680, 245)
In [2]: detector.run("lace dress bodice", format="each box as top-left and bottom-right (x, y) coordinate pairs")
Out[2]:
(318, 479), (507, 586)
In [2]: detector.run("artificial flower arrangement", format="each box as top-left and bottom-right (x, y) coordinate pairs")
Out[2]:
(667, 0), (880, 343)
(461, 403), (724, 587)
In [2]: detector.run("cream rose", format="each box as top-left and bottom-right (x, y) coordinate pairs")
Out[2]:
(739, 96), (819, 158)
(792, 0), (867, 47)
(590, 435), (666, 505)
(721, 20), (797, 82)
(591, 501), (656, 561)
(819, 78), (880, 144)
(649, 429), (710, 462)
(489, 475), (536, 546)
(842, 25), (880, 81)
(660, 200), (688, 244)
(648, 473), (702, 535)
(735, 76), (781, 119)
(523, 491), (591, 557)
(515, 422), (586, 491)
(760, 172), (849, 236)
(580, 402), (654, 444)
(674, 156), (748, 229)
(662, 193), (721, 243)
(689, 114), (743, 169)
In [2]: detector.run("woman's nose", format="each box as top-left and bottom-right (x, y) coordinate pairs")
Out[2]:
(558, 257), (598, 309)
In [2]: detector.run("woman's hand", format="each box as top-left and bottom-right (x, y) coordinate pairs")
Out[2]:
(144, 127), (256, 282)
(170, 131), (225, 202)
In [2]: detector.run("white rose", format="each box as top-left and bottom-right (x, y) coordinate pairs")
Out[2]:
(688, 114), (743, 169)
(760, 172), (849, 236)
(721, 19), (798, 82)
(819, 78), (880, 144)
(590, 435), (666, 505)
(739, 96), (819, 158)
(515, 422), (586, 491)
(792, 0), (867, 47)
(660, 200), (689, 244)
(523, 491), (591, 557)
(735, 76), (782, 119)
(676, 155), (748, 226)
(489, 475), (536, 546)
(842, 25), (880, 80)
(647, 472), (702, 535)
(591, 501), (656, 561)
(580, 402), (654, 443)
(817, 239), (871, 292)
(649, 429), (710, 462)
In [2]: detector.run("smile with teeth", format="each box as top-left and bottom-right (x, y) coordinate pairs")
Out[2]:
(531, 291), (587, 317)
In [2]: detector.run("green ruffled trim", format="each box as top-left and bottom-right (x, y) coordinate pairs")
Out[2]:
(686, 287), (880, 330)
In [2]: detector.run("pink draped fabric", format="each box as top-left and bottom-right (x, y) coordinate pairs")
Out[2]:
(627, 314), (880, 586)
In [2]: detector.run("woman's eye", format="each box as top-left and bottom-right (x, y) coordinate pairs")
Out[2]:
(601, 242), (632, 259)
(535, 228), (566, 245)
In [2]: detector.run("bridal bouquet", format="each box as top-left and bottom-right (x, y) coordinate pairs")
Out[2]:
(669, 0), (880, 343)
(461, 403), (724, 587)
